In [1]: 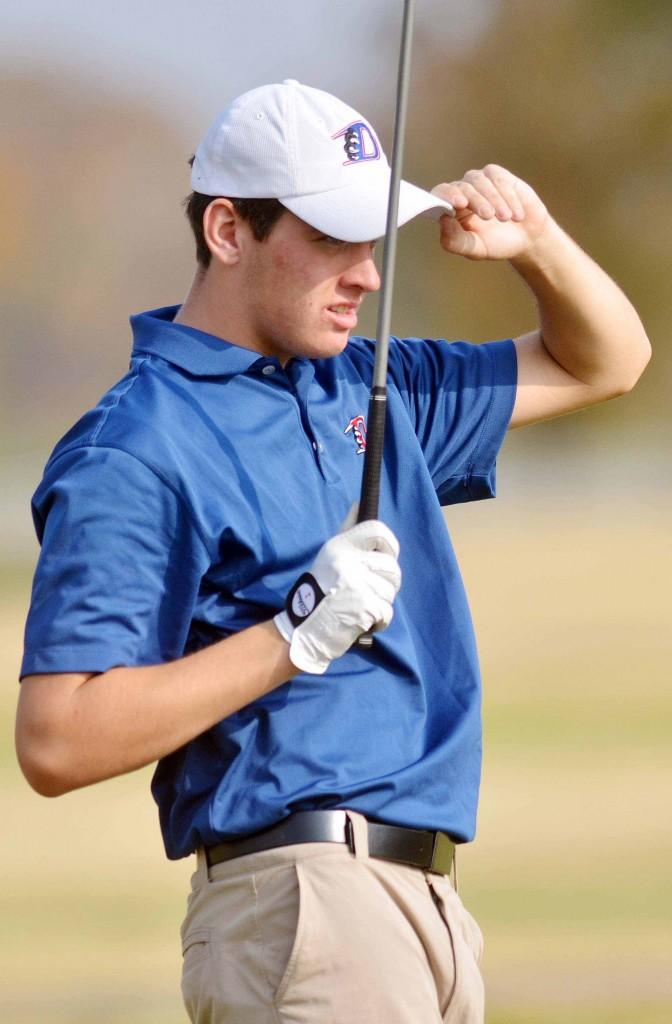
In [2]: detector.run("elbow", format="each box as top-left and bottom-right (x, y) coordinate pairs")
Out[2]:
(623, 330), (652, 394)
(16, 671), (99, 797)
(605, 328), (652, 399)
(15, 721), (78, 798)
(21, 769), (72, 799)
(16, 746), (75, 798)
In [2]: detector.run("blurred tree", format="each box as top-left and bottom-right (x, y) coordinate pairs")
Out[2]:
(2, 0), (669, 469)
(397, 0), (670, 453)
(1, 74), (194, 454)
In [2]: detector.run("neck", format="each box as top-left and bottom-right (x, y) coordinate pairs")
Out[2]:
(175, 266), (264, 355)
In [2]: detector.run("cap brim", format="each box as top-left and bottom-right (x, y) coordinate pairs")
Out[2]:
(280, 174), (454, 243)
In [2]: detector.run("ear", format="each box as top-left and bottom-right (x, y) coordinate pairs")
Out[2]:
(202, 198), (246, 266)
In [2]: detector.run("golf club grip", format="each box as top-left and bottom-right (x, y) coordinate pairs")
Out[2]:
(355, 388), (387, 649)
(357, 387), (387, 523)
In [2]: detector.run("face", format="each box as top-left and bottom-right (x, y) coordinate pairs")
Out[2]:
(237, 211), (380, 363)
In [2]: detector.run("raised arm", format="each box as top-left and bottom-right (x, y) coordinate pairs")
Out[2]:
(431, 165), (651, 427)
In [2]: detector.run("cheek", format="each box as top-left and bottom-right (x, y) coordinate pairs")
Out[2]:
(275, 261), (326, 316)
(275, 248), (318, 291)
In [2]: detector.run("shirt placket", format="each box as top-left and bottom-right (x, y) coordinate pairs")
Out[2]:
(285, 360), (329, 479)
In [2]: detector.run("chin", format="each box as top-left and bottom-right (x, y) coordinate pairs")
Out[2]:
(318, 330), (352, 359)
(286, 335), (348, 363)
(275, 326), (352, 363)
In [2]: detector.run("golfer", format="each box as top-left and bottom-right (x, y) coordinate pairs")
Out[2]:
(16, 81), (650, 1023)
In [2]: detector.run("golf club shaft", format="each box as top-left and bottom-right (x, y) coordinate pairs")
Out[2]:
(356, 0), (415, 649)
(358, 0), (415, 524)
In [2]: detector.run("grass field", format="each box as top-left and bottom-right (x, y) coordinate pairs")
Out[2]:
(2, 494), (671, 1023)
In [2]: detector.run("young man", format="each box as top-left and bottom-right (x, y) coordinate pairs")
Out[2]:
(16, 81), (649, 1023)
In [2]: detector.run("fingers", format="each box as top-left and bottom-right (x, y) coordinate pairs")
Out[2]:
(432, 165), (526, 223)
(464, 167), (525, 221)
(343, 522), (402, 592)
(356, 580), (396, 632)
(361, 551), (402, 595)
(367, 596), (395, 633)
(342, 519), (400, 559)
(435, 215), (483, 259)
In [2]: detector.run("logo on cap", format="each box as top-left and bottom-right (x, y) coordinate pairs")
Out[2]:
(333, 121), (380, 166)
(345, 414), (367, 454)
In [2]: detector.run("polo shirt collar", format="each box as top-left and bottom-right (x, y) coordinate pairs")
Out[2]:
(130, 305), (268, 377)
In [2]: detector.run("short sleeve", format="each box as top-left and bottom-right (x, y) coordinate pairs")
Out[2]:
(387, 337), (517, 504)
(21, 446), (210, 678)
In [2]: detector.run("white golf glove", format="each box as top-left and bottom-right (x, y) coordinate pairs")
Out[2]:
(274, 519), (402, 674)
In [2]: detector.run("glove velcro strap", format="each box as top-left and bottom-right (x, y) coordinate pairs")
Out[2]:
(285, 572), (326, 628)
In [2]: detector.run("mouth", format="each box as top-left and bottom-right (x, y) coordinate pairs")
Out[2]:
(325, 303), (359, 330)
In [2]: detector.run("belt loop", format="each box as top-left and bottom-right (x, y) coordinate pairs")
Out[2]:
(196, 847), (211, 883)
(345, 811), (369, 860)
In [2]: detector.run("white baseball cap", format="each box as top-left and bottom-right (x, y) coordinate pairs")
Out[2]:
(190, 79), (453, 243)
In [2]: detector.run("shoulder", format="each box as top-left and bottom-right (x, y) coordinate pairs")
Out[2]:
(329, 335), (458, 383)
(33, 358), (196, 524)
(43, 353), (207, 484)
(339, 335), (516, 389)
(47, 357), (159, 457)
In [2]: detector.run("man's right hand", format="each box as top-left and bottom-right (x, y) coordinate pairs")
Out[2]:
(274, 520), (402, 674)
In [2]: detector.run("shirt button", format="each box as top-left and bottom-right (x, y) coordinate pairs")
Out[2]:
(262, 364), (276, 376)
(312, 441), (317, 450)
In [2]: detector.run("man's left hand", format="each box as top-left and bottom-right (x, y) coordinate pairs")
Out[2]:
(432, 165), (550, 262)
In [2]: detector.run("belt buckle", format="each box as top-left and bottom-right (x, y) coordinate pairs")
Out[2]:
(430, 831), (455, 875)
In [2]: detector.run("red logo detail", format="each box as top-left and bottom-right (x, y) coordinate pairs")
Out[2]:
(345, 415), (367, 454)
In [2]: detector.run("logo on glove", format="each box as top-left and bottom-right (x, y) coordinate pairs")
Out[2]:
(292, 582), (317, 619)
(285, 572), (326, 628)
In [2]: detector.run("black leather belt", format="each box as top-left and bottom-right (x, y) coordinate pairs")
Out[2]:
(204, 810), (456, 876)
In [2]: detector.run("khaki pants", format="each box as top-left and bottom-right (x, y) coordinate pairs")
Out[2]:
(181, 813), (484, 1023)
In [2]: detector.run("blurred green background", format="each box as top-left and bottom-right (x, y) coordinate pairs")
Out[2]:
(2, 1), (671, 1021)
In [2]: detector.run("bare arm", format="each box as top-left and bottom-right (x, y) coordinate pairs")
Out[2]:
(16, 518), (402, 798)
(432, 166), (651, 427)
(509, 219), (651, 426)
(16, 620), (293, 797)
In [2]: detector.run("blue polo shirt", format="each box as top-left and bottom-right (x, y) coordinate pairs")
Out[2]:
(22, 306), (516, 859)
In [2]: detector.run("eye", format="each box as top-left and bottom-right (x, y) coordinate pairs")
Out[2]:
(313, 234), (378, 254)
(314, 233), (347, 247)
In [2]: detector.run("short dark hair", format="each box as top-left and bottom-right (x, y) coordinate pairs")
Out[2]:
(184, 158), (286, 269)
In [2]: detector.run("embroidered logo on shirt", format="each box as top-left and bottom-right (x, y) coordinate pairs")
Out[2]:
(345, 415), (367, 454)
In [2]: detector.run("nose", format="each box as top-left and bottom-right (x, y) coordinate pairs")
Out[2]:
(341, 244), (381, 294)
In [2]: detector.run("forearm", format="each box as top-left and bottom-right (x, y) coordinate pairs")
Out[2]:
(511, 220), (651, 394)
(18, 519), (401, 798)
(17, 620), (294, 795)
